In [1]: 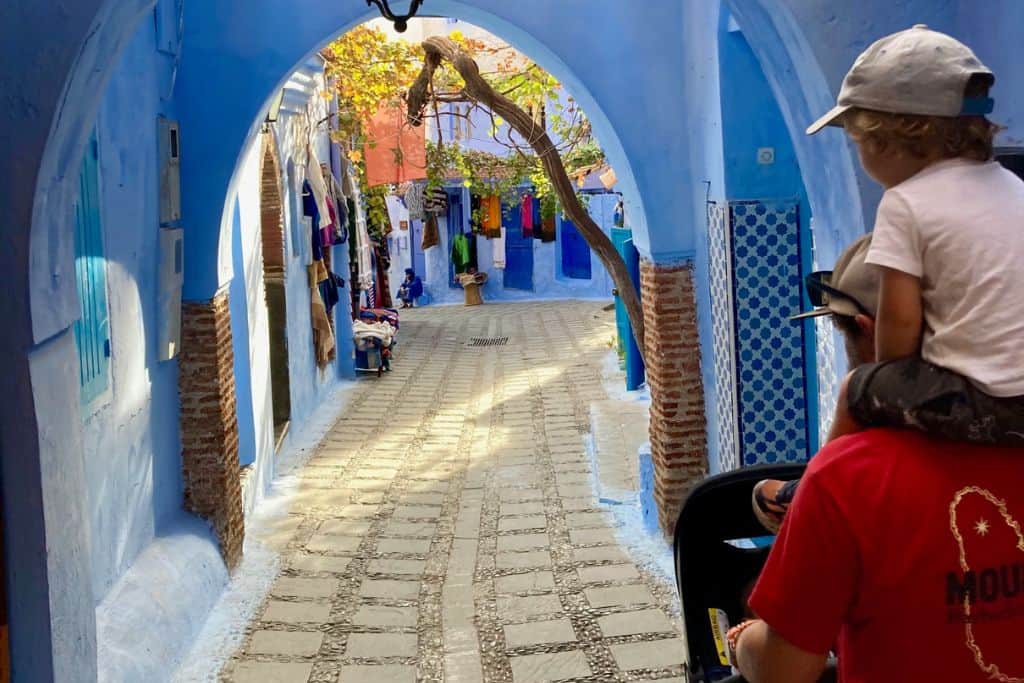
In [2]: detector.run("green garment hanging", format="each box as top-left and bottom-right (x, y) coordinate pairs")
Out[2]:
(451, 232), (472, 274)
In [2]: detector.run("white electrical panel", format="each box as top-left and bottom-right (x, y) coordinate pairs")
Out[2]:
(158, 227), (184, 361)
(158, 116), (182, 224)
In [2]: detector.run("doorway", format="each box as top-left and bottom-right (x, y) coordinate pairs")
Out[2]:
(409, 219), (427, 280)
(503, 201), (534, 291)
(559, 215), (592, 280)
(259, 137), (292, 448)
(446, 189), (465, 289)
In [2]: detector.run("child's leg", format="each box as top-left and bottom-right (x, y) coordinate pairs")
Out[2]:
(826, 372), (865, 443)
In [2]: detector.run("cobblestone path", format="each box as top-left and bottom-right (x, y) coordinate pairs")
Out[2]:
(221, 301), (686, 683)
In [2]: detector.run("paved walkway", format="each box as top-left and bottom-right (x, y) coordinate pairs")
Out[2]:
(220, 301), (685, 683)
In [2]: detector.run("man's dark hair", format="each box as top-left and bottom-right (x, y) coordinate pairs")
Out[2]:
(831, 314), (860, 339)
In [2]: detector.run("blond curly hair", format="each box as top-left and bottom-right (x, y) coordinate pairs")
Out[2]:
(844, 109), (997, 161)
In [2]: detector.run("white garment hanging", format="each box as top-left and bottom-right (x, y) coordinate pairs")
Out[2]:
(306, 149), (333, 230)
(345, 164), (374, 291)
(493, 226), (507, 270)
(385, 195), (409, 233)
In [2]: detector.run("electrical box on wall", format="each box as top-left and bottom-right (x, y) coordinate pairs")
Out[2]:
(158, 117), (182, 225)
(158, 228), (184, 361)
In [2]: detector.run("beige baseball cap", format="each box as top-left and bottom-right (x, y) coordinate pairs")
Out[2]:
(791, 234), (879, 320)
(806, 24), (994, 135)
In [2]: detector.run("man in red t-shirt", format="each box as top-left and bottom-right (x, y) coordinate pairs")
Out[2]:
(730, 235), (1024, 682)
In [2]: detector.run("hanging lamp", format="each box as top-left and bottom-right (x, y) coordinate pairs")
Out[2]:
(366, 0), (425, 33)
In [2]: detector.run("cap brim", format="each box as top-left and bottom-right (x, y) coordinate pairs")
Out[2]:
(806, 104), (852, 135)
(789, 307), (833, 321)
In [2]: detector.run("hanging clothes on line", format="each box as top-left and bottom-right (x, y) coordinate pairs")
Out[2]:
(341, 158), (374, 294)
(521, 193), (534, 239)
(481, 195), (502, 238)
(423, 186), (448, 215)
(371, 233), (393, 309)
(385, 194), (409, 236)
(302, 180), (321, 257)
(451, 232), (480, 274)
(493, 226), (506, 270)
(422, 213), (440, 250)
(306, 149), (334, 233)
(405, 182), (426, 221)
(321, 162), (349, 245)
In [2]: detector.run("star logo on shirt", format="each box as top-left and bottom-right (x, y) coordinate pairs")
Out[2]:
(974, 518), (990, 536)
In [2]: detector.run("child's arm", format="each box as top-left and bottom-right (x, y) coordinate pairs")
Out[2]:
(875, 266), (923, 361)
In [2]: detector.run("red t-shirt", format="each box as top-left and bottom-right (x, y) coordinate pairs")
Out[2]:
(750, 429), (1024, 682)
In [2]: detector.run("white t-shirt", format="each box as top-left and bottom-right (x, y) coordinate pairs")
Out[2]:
(866, 158), (1024, 397)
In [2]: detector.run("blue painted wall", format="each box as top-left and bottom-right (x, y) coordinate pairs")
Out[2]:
(82, 14), (185, 602)
(395, 187), (617, 306)
(957, 0), (1024, 147)
(709, 18), (820, 469)
(6, 1), (1024, 680)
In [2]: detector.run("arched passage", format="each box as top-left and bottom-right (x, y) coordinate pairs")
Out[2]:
(172, 0), (697, 304)
(6, 2), (938, 678)
(169, 2), (712, 544)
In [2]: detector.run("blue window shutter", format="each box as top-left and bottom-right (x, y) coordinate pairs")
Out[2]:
(73, 131), (111, 405)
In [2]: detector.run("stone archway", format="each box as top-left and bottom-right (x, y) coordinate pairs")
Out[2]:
(171, 2), (704, 546)
(259, 133), (292, 445)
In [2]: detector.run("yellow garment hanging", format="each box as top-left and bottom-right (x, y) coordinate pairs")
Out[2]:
(481, 195), (502, 237)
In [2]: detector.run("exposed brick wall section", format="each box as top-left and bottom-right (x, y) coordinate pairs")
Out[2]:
(260, 136), (286, 279)
(178, 293), (244, 569)
(640, 260), (708, 537)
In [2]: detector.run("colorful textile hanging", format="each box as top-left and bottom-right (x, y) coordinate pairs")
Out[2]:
(422, 214), (440, 250)
(521, 194), (534, 238)
(423, 186), (448, 215)
(481, 195), (502, 238)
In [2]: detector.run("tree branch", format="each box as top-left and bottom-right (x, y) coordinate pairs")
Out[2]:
(407, 37), (645, 357)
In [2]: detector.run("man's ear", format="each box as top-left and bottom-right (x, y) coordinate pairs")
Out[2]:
(855, 313), (875, 338)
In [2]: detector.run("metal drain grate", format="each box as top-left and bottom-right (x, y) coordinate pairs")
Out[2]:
(469, 337), (509, 347)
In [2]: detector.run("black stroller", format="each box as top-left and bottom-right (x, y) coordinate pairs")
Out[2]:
(673, 462), (809, 682)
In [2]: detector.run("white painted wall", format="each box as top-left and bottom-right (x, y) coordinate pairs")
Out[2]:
(231, 142), (276, 513)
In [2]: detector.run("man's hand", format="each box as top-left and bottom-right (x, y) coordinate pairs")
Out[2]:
(734, 619), (828, 683)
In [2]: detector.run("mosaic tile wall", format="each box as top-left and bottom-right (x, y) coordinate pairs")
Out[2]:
(707, 202), (740, 473)
(709, 201), (811, 468)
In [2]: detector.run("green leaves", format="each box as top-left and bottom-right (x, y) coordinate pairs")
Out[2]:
(323, 23), (608, 219)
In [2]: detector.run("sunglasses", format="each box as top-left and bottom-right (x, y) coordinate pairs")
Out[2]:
(805, 270), (871, 316)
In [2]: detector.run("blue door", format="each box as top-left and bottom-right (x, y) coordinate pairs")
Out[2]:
(447, 189), (464, 288)
(410, 219), (426, 279)
(560, 215), (592, 279)
(561, 214), (593, 278)
(503, 202), (534, 291)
